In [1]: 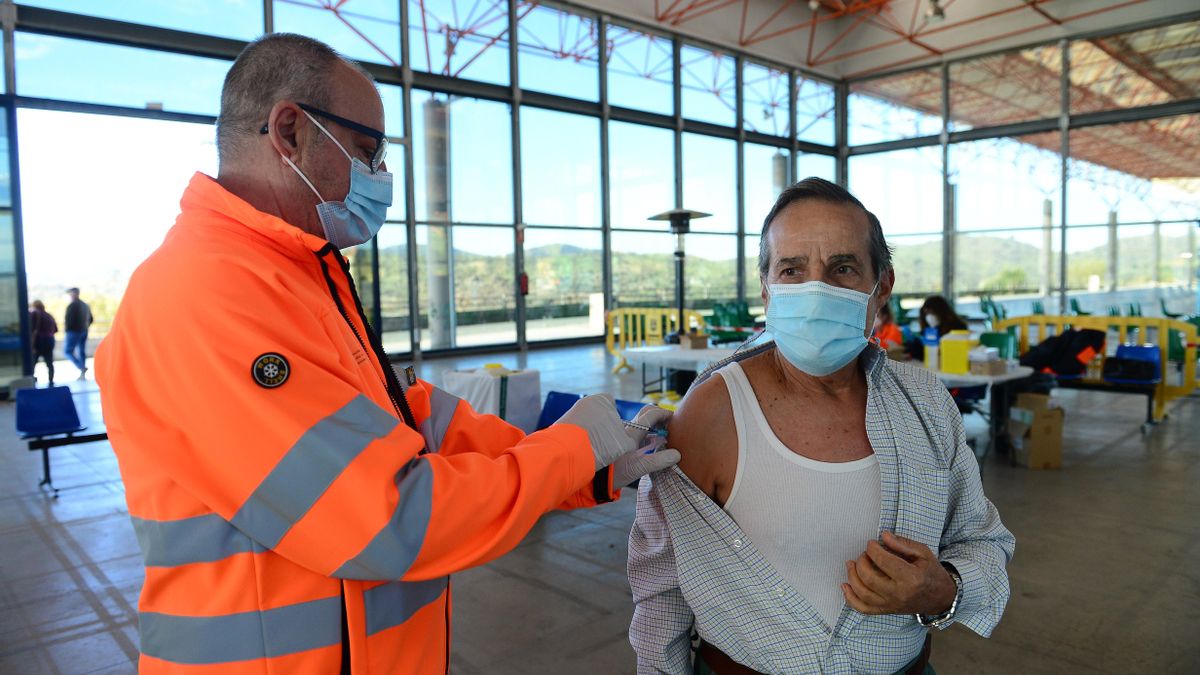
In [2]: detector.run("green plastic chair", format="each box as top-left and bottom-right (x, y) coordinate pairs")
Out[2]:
(980, 331), (1017, 360)
(1070, 298), (1092, 316)
(1108, 306), (1121, 317)
(1160, 298), (1182, 319)
(1031, 300), (1045, 315)
(1127, 302), (1142, 317)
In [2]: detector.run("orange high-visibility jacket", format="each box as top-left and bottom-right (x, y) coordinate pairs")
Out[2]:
(96, 173), (617, 674)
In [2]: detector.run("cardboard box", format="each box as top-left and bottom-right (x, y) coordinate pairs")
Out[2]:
(682, 333), (709, 349)
(1007, 393), (1064, 469)
(970, 360), (1007, 376)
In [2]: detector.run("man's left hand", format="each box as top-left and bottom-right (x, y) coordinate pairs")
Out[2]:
(841, 531), (956, 616)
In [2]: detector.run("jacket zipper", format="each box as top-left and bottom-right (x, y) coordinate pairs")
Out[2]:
(315, 247), (419, 433)
(319, 247), (451, 672)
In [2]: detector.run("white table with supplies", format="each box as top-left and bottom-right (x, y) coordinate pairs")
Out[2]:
(441, 367), (541, 433)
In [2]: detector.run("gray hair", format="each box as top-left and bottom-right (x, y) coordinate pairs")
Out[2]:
(757, 176), (893, 281)
(217, 33), (369, 162)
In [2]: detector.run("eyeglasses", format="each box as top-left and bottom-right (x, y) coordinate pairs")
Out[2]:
(260, 102), (388, 173)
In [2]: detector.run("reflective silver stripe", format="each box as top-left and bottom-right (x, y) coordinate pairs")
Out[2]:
(363, 578), (447, 636)
(333, 460), (433, 579)
(419, 386), (460, 453)
(231, 394), (399, 548)
(139, 595), (341, 665)
(131, 514), (255, 567)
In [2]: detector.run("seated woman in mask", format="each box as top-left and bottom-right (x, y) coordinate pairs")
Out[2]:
(627, 178), (1014, 675)
(918, 295), (968, 337)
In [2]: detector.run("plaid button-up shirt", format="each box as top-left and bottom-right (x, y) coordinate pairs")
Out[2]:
(628, 346), (1015, 674)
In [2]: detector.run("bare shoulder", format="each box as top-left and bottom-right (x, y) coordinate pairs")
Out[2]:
(669, 366), (738, 503)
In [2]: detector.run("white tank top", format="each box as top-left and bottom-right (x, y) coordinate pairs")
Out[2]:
(719, 362), (882, 630)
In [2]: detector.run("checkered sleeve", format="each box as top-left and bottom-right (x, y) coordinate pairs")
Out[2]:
(935, 389), (1016, 637)
(628, 474), (695, 675)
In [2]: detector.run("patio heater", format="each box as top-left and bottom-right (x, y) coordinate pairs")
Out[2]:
(649, 208), (711, 344)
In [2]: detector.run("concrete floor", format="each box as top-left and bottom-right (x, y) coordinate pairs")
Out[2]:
(1, 344), (1197, 673)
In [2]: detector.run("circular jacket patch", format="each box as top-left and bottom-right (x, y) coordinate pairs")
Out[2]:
(252, 353), (290, 388)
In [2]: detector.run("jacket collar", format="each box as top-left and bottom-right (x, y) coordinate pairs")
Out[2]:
(178, 172), (334, 260)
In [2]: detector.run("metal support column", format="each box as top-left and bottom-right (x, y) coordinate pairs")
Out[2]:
(835, 80), (848, 187)
(940, 62), (953, 299)
(1152, 219), (1162, 291)
(673, 38), (683, 208)
(735, 56), (745, 306)
(1107, 209), (1118, 292)
(1058, 39), (1071, 314)
(599, 18), (613, 311)
(509, 0), (526, 350)
(399, 0), (421, 360)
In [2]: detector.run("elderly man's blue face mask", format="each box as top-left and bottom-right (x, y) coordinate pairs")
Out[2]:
(765, 280), (879, 377)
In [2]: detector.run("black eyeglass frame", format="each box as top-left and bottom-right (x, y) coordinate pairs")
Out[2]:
(260, 102), (388, 172)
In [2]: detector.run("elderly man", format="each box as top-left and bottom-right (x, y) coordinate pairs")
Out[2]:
(628, 177), (1014, 674)
(96, 34), (677, 673)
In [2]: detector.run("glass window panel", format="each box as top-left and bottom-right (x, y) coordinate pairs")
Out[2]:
(954, 229), (1057, 301)
(16, 34), (229, 115)
(274, 0), (400, 67)
(609, 121), (674, 231)
(0, 113), (10, 207)
(1065, 225), (1110, 294)
(1159, 222), (1195, 288)
(23, 0), (262, 40)
(849, 146), (943, 237)
(949, 44), (1061, 132)
(1116, 224), (1157, 290)
(951, 133), (1061, 232)
(606, 24), (673, 116)
(1068, 115), (1199, 229)
(744, 143), (789, 234)
(524, 228), (604, 341)
(19, 109), (217, 342)
(612, 230), (674, 307)
(520, 108), (599, 227)
(686, 233), (738, 311)
(417, 224), (515, 349)
(378, 226), (413, 354)
(409, 0), (510, 85)
(848, 67), (941, 146)
(796, 75), (835, 146)
(890, 234), (943, 298)
(745, 234), (764, 313)
(682, 133), (735, 233)
(743, 62), (789, 137)
(345, 241), (376, 326)
(0, 235), (22, 382)
(378, 84), (407, 222)
(797, 152), (836, 183)
(1069, 19), (1200, 116)
(412, 91), (513, 224)
(680, 44), (735, 127)
(518, 4), (599, 101)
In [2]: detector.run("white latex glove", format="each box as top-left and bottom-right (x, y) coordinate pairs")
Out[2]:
(613, 405), (680, 487)
(555, 394), (640, 470)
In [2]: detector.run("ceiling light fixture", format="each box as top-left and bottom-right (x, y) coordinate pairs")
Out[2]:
(926, 0), (945, 21)
(809, 0), (820, 11)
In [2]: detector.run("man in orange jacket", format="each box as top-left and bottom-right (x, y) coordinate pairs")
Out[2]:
(96, 33), (679, 674)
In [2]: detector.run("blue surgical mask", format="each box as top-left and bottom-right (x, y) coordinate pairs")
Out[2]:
(765, 280), (878, 377)
(282, 111), (393, 249)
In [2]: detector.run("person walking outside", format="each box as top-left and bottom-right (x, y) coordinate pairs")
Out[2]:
(29, 299), (57, 385)
(64, 287), (93, 379)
